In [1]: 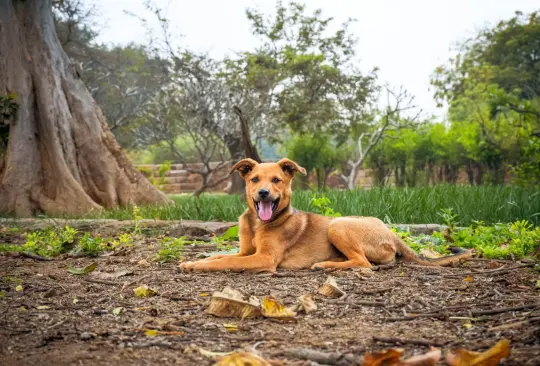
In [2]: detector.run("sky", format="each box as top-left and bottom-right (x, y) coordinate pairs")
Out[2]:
(94, 0), (539, 118)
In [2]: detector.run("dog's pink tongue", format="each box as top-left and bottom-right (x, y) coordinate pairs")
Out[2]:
(258, 201), (273, 221)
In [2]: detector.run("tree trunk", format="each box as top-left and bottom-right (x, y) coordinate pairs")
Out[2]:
(0, 0), (170, 216)
(224, 135), (245, 194)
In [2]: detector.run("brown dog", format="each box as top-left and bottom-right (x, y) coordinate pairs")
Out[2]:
(179, 158), (471, 272)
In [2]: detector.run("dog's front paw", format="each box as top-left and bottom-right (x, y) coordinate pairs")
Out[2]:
(310, 262), (326, 271)
(178, 261), (198, 272)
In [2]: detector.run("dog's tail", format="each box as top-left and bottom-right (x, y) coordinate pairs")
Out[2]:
(394, 237), (472, 266)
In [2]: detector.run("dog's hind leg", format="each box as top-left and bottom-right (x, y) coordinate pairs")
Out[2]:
(311, 219), (373, 270)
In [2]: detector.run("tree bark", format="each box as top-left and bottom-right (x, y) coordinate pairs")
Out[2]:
(0, 0), (170, 216)
(224, 135), (245, 194)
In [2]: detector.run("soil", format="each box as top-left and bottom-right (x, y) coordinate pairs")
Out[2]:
(1, 221), (539, 366)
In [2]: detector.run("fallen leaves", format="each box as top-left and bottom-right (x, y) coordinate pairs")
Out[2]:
(362, 340), (510, 366)
(67, 262), (97, 275)
(446, 339), (510, 366)
(112, 307), (124, 315)
(214, 352), (272, 366)
(206, 287), (262, 319)
(91, 269), (133, 280)
(261, 296), (297, 319)
(133, 285), (158, 297)
(363, 348), (441, 366)
(206, 287), (315, 320)
(317, 276), (345, 298)
(15, 284), (23, 292)
(464, 275), (473, 283)
(141, 328), (184, 337)
(295, 294), (317, 314)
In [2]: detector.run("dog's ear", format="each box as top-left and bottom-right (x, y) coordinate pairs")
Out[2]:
(230, 158), (258, 178)
(277, 158), (307, 177)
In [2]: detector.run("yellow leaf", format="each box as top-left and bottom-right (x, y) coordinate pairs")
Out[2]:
(73, 296), (78, 304)
(261, 296), (296, 319)
(15, 284), (23, 292)
(112, 307), (123, 315)
(363, 348), (403, 366)
(214, 352), (272, 366)
(464, 275), (473, 283)
(133, 285), (158, 297)
(463, 322), (473, 329)
(446, 339), (510, 366)
(223, 323), (238, 332)
(18, 306), (26, 312)
(37, 305), (50, 310)
(145, 329), (159, 337)
(200, 293), (210, 297)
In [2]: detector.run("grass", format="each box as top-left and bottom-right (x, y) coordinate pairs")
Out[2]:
(53, 185), (540, 226)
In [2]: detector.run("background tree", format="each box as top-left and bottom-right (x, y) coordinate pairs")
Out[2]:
(0, 0), (169, 216)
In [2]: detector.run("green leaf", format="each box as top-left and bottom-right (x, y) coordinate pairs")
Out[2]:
(221, 226), (239, 240)
(15, 284), (23, 292)
(67, 262), (97, 275)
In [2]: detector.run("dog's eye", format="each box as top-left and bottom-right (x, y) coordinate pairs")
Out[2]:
(271, 177), (281, 183)
(251, 177), (259, 183)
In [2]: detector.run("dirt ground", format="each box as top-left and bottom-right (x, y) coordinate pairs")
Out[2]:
(1, 222), (539, 366)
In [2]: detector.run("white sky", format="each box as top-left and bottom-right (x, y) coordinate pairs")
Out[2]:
(94, 0), (539, 118)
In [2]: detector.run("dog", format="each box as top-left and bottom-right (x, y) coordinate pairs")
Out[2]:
(179, 158), (472, 272)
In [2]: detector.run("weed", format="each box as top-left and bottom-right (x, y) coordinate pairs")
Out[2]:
(310, 194), (342, 217)
(156, 236), (187, 263)
(21, 226), (77, 258)
(74, 233), (106, 256)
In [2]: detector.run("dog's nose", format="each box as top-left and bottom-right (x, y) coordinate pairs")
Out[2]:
(258, 188), (270, 199)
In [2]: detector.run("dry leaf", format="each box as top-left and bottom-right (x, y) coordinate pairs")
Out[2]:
(112, 307), (124, 315)
(296, 294), (317, 314)
(36, 305), (50, 310)
(402, 348), (441, 365)
(318, 276), (345, 298)
(214, 352), (272, 366)
(199, 348), (233, 358)
(92, 269), (133, 280)
(73, 296), (78, 304)
(200, 293), (210, 297)
(446, 339), (510, 366)
(137, 259), (150, 267)
(15, 284), (23, 292)
(207, 286), (262, 319)
(464, 275), (473, 283)
(261, 296), (296, 319)
(486, 261), (502, 269)
(419, 248), (443, 259)
(223, 323), (238, 332)
(363, 348), (403, 365)
(134, 285), (158, 297)
(67, 262), (97, 275)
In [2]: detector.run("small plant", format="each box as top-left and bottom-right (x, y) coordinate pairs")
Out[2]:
(310, 194), (342, 217)
(132, 205), (143, 236)
(21, 226), (77, 258)
(74, 233), (106, 256)
(210, 226), (239, 252)
(156, 236), (187, 263)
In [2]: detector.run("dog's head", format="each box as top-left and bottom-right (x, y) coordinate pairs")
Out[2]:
(230, 158), (307, 222)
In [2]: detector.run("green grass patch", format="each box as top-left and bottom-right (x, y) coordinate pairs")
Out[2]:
(49, 185), (540, 226)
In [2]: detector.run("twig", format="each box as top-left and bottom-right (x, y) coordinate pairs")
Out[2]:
(11, 252), (53, 261)
(488, 317), (540, 332)
(272, 271), (315, 278)
(373, 336), (446, 347)
(84, 278), (118, 286)
(357, 287), (393, 295)
(465, 304), (539, 317)
(284, 348), (362, 366)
